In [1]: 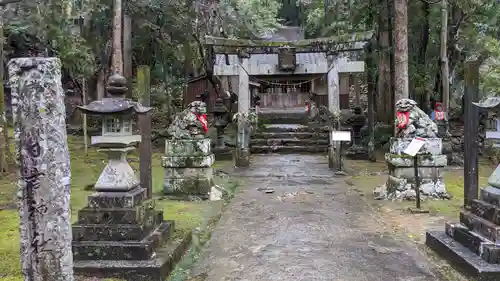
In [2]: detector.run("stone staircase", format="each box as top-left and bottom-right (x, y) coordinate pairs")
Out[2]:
(251, 108), (329, 154)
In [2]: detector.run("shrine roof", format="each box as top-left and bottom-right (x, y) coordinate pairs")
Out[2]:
(473, 96), (500, 110)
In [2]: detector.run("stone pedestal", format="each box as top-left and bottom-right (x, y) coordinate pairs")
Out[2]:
(234, 148), (250, 167)
(162, 138), (214, 199)
(213, 146), (232, 161)
(72, 187), (190, 280)
(374, 138), (449, 200)
(345, 144), (368, 160)
(426, 167), (500, 279)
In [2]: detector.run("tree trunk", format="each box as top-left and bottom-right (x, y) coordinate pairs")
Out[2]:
(394, 0), (409, 101)
(97, 68), (106, 99)
(441, 0), (450, 113)
(111, 0), (123, 74)
(0, 5), (13, 176)
(123, 14), (132, 97)
(417, 1), (430, 112)
(376, 0), (393, 124)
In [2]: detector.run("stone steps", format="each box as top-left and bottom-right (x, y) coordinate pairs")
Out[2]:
(253, 132), (329, 139)
(261, 124), (329, 133)
(252, 123), (329, 154)
(258, 110), (308, 124)
(73, 221), (174, 261)
(251, 138), (329, 146)
(250, 145), (329, 154)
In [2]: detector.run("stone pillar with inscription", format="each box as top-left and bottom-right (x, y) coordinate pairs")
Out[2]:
(9, 57), (74, 281)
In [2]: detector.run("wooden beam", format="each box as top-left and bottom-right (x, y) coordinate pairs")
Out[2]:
(214, 60), (364, 76)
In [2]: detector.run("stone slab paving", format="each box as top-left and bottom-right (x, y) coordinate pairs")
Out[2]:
(192, 155), (444, 281)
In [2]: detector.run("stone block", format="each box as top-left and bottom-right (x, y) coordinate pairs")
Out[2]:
(73, 210), (161, 242)
(73, 229), (192, 281)
(161, 154), (215, 168)
(460, 210), (500, 243)
(488, 164), (500, 189)
(87, 187), (146, 209)
(467, 199), (500, 226)
(163, 177), (213, 198)
(212, 147), (233, 161)
(389, 137), (442, 155)
(77, 205), (148, 225)
(73, 221), (173, 261)
(450, 222), (488, 255)
(163, 167), (212, 180)
(482, 243), (500, 264)
(481, 187), (500, 207)
(426, 231), (500, 280)
(234, 148), (250, 167)
(165, 138), (211, 156)
(385, 153), (447, 167)
(391, 166), (443, 180)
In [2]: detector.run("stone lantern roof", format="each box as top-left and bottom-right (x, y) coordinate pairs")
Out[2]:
(212, 97), (228, 113)
(473, 96), (500, 111)
(78, 73), (152, 115)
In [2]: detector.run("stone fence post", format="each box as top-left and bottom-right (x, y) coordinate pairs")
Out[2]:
(9, 57), (74, 281)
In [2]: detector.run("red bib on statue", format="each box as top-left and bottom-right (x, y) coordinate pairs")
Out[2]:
(194, 113), (208, 132)
(435, 111), (445, 120)
(396, 111), (409, 129)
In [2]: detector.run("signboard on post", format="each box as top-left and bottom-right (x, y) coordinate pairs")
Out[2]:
(403, 137), (428, 212)
(331, 131), (351, 142)
(404, 137), (426, 157)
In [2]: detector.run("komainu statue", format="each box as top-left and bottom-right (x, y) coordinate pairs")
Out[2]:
(167, 101), (208, 139)
(395, 98), (438, 138)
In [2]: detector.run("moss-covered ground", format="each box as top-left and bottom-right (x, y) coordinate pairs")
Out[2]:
(0, 135), (237, 281)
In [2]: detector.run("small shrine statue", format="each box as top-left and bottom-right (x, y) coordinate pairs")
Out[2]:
(430, 102), (448, 137)
(306, 92), (320, 123)
(167, 100), (208, 139)
(430, 102), (446, 121)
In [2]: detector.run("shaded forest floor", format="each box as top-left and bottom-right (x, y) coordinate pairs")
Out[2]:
(0, 134), (238, 281)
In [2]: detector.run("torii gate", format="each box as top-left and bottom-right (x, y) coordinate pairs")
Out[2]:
(204, 31), (374, 167)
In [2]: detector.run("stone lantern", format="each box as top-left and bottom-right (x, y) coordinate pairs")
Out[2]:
(213, 97), (228, 146)
(81, 73), (147, 191)
(72, 74), (189, 280)
(212, 97), (231, 160)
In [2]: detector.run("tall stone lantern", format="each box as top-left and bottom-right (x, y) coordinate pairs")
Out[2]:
(72, 74), (189, 280)
(81, 73), (147, 191)
(212, 97), (231, 160)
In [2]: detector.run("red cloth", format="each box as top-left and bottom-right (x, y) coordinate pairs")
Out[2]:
(396, 111), (409, 129)
(435, 111), (445, 120)
(194, 113), (208, 132)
